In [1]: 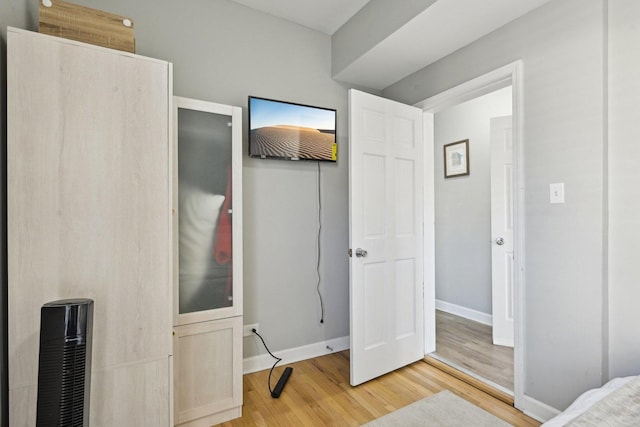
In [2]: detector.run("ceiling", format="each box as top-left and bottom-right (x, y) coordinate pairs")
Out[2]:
(229, 0), (553, 89)
(229, 0), (370, 35)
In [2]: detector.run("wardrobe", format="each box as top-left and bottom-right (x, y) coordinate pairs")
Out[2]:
(172, 98), (243, 427)
(7, 27), (243, 426)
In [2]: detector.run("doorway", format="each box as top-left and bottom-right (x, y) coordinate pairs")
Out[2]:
(347, 61), (524, 409)
(418, 61), (524, 408)
(430, 86), (514, 392)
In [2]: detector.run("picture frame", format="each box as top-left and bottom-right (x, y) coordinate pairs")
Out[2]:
(443, 139), (470, 178)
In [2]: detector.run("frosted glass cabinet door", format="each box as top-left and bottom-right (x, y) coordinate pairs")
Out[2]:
(174, 97), (243, 324)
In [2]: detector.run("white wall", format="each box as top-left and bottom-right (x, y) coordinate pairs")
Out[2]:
(434, 87), (512, 315)
(608, 0), (640, 379)
(384, 0), (606, 411)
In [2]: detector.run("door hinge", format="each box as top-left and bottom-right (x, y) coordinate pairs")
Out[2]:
(348, 248), (352, 257)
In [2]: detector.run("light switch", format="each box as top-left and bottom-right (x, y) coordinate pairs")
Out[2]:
(550, 183), (565, 204)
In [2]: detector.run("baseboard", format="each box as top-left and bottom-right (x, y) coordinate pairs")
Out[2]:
(436, 299), (492, 326)
(241, 332), (560, 424)
(243, 335), (350, 374)
(521, 394), (561, 423)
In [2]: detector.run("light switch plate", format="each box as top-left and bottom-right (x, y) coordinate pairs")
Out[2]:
(550, 183), (565, 204)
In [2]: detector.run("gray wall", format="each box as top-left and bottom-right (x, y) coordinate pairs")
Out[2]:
(608, 0), (640, 379)
(385, 0), (607, 410)
(0, 0), (351, 398)
(434, 87), (512, 315)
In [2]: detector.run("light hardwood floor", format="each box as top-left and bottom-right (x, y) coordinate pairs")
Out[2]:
(434, 310), (514, 390)
(215, 351), (539, 426)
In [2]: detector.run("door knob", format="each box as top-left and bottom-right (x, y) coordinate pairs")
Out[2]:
(355, 248), (368, 258)
(495, 237), (505, 246)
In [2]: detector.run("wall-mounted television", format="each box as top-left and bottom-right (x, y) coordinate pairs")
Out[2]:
(248, 96), (337, 162)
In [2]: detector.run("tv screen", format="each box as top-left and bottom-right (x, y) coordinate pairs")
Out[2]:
(248, 96), (337, 162)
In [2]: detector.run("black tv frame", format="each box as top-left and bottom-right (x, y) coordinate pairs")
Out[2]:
(248, 96), (337, 162)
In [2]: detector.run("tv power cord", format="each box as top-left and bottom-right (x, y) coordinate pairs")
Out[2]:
(252, 329), (293, 398)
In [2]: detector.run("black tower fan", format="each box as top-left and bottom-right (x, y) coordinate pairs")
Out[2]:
(36, 299), (94, 427)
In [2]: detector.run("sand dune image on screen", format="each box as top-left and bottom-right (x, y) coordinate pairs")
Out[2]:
(251, 125), (334, 160)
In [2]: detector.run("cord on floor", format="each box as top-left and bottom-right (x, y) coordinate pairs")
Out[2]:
(252, 329), (282, 396)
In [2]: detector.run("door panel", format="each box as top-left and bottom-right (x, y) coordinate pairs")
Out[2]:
(490, 116), (515, 347)
(349, 89), (425, 385)
(363, 154), (387, 236)
(395, 258), (417, 338)
(396, 159), (416, 235)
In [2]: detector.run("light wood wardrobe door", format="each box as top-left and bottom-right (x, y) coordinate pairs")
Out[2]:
(7, 28), (172, 426)
(173, 317), (243, 427)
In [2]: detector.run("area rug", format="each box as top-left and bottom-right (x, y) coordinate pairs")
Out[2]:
(361, 390), (512, 427)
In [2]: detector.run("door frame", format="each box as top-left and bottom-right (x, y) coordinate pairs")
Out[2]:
(415, 60), (525, 409)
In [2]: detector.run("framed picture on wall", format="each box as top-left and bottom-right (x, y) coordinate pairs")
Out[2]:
(444, 139), (470, 178)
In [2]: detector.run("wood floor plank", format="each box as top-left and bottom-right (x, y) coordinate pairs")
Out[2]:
(435, 310), (514, 390)
(215, 350), (539, 427)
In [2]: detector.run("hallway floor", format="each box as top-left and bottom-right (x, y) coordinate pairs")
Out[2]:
(434, 310), (514, 390)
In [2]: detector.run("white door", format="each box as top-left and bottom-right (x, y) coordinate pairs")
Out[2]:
(349, 89), (425, 386)
(490, 116), (514, 347)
